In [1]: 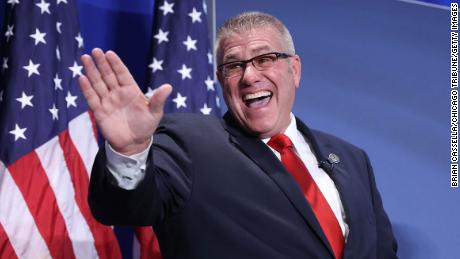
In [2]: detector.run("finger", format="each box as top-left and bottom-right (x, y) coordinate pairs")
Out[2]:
(105, 50), (136, 86)
(91, 48), (120, 90)
(148, 84), (173, 114)
(79, 75), (101, 112)
(81, 53), (109, 98)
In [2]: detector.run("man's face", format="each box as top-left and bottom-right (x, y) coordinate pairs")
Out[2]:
(217, 27), (301, 138)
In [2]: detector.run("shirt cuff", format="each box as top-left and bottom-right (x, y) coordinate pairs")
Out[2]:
(105, 137), (153, 190)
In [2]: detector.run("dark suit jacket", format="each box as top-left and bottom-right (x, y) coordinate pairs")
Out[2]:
(88, 113), (397, 259)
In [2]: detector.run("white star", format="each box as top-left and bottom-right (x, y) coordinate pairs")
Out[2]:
(177, 64), (192, 80)
(203, 0), (208, 14)
(49, 104), (59, 120)
(2, 57), (8, 71)
(145, 87), (155, 98)
(9, 124), (27, 141)
(5, 25), (14, 42)
(65, 91), (78, 108)
(57, 0), (67, 4)
(75, 32), (83, 48)
(68, 61), (83, 77)
(182, 35), (197, 51)
(56, 46), (61, 61)
(23, 59), (40, 77)
(216, 96), (220, 107)
(207, 51), (213, 64)
(7, 0), (20, 7)
(172, 92), (187, 109)
(54, 73), (62, 90)
(30, 28), (47, 45)
(159, 1), (174, 16)
(153, 29), (169, 44)
(148, 57), (163, 73)
(204, 76), (215, 91)
(203, 1), (207, 14)
(200, 103), (212, 115)
(16, 92), (34, 109)
(188, 7), (202, 23)
(56, 22), (62, 34)
(36, 0), (51, 14)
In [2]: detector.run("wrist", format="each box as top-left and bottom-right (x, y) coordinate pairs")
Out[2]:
(110, 137), (152, 156)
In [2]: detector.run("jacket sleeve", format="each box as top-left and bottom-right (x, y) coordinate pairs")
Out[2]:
(88, 118), (193, 227)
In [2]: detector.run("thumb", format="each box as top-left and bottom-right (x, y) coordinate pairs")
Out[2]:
(148, 83), (173, 114)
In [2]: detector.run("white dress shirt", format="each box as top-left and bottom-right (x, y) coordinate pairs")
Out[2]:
(105, 113), (349, 238)
(262, 114), (349, 238)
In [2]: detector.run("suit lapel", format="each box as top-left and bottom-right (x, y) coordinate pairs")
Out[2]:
(316, 144), (363, 259)
(297, 118), (368, 258)
(222, 113), (335, 258)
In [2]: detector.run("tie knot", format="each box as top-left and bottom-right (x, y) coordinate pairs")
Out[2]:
(267, 133), (293, 152)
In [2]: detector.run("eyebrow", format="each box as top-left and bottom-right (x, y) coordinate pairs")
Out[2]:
(222, 54), (239, 63)
(222, 46), (273, 63)
(251, 46), (272, 55)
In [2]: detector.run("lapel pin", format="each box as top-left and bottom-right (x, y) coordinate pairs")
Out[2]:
(328, 153), (340, 164)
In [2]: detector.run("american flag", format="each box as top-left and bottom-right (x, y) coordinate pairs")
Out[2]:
(132, 0), (220, 258)
(0, 0), (121, 258)
(145, 0), (220, 115)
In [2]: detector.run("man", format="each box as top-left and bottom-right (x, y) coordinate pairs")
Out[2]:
(80, 12), (397, 259)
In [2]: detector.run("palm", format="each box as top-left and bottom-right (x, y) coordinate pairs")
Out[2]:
(95, 84), (155, 150)
(79, 49), (172, 155)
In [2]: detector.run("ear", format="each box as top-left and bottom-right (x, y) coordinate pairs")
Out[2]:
(291, 55), (301, 88)
(216, 70), (224, 87)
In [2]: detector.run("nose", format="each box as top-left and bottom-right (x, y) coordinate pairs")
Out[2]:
(240, 62), (261, 86)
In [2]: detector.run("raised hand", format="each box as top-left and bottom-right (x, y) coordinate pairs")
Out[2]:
(79, 48), (172, 155)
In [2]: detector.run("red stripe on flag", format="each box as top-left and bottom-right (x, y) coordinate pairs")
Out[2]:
(8, 152), (76, 259)
(0, 223), (18, 259)
(135, 227), (162, 259)
(59, 130), (122, 259)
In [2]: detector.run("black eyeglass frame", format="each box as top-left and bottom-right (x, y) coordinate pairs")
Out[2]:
(217, 52), (293, 77)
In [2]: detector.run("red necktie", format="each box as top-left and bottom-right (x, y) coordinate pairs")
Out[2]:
(268, 133), (344, 259)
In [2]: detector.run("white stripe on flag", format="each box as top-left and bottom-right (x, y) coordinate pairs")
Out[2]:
(35, 138), (98, 259)
(0, 162), (51, 259)
(132, 233), (141, 259)
(69, 112), (99, 178)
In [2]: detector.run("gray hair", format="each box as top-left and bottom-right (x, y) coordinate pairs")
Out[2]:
(216, 12), (295, 64)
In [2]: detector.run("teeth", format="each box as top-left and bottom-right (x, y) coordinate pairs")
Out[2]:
(243, 91), (272, 101)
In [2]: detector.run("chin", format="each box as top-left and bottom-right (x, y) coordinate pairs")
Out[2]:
(246, 121), (278, 138)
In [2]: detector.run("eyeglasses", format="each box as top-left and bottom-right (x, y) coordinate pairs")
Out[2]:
(218, 52), (292, 78)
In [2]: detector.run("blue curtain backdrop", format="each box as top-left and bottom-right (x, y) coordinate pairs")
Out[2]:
(0, 1), (456, 258)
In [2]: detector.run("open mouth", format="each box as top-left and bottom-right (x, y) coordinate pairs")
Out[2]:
(243, 91), (273, 108)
